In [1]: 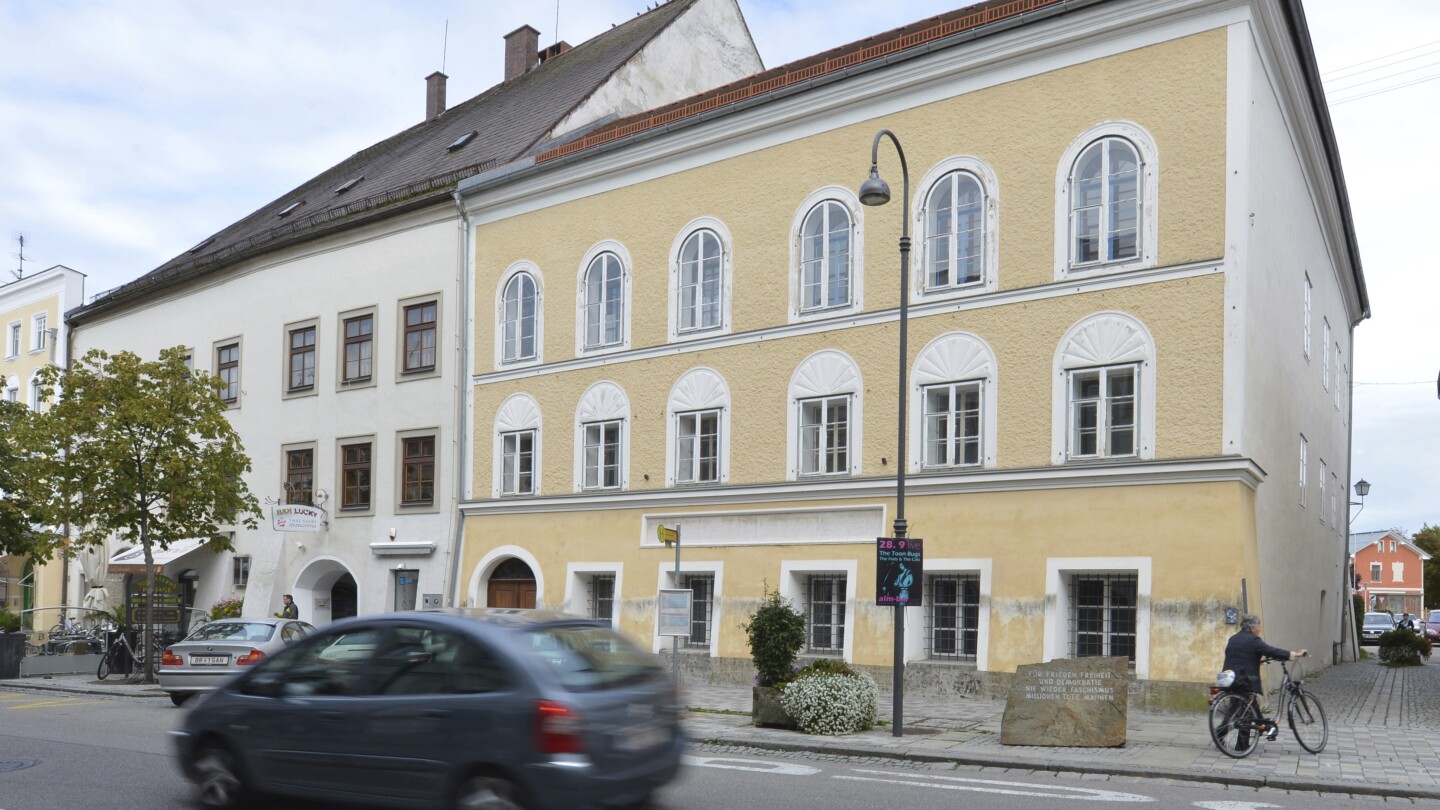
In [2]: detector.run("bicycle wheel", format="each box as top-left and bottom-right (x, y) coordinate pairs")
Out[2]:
(1209, 693), (1260, 758)
(97, 647), (113, 680)
(1288, 688), (1328, 753)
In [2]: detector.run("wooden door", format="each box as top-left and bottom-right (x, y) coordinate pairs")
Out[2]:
(487, 579), (536, 609)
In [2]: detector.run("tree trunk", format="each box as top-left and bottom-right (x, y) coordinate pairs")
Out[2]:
(141, 518), (155, 684)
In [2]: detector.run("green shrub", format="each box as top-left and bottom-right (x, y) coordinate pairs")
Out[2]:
(794, 658), (858, 680)
(210, 597), (244, 619)
(781, 671), (878, 735)
(0, 608), (20, 634)
(1378, 627), (1431, 666)
(742, 588), (806, 688)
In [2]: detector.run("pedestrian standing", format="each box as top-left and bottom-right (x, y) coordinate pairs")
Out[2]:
(275, 593), (299, 620)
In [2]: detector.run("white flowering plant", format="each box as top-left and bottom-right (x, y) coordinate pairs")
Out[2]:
(780, 670), (878, 735)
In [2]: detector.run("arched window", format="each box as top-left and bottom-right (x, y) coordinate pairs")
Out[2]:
(1055, 122), (1158, 278)
(800, 201), (852, 312)
(493, 394), (542, 497)
(787, 351), (863, 480)
(574, 381), (631, 492)
(910, 333), (998, 470)
(584, 249), (624, 343)
(670, 218), (733, 340)
(1051, 312), (1156, 463)
(499, 269), (539, 365)
(924, 171), (984, 290)
(665, 368), (731, 486)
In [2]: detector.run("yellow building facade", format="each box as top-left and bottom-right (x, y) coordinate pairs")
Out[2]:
(454, 0), (1365, 702)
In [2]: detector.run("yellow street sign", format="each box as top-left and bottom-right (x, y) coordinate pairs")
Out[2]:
(657, 525), (678, 545)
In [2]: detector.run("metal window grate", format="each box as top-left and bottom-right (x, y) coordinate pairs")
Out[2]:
(682, 574), (714, 648)
(806, 574), (846, 654)
(925, 574), (979, 661)
(1069, 573), (1137, 662)
(589, 574), (615, 622)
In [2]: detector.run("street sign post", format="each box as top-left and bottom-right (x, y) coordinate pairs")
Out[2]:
(876, 536), (923, 606)
(657, 524), (682, 680)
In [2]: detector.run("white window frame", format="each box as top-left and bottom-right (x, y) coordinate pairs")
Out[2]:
(6, 321), (20, 358)
(1298, 434), (1308, 507)
(494, 262), (543, 369)
(1054, 121), (1159, 279)
(575, 241), (632, 356)
(1043, 557), (1151, 678)
(913, 156), (1000, 299)
(665, 368), (731, 487)
(1330, 471), (1339, 529)
(652, 560), (724, 656)
(668, 217), (733, 342)
(797, 395), (852, 478)
(1333, 343), (1342, 409)
(1370, 562), (1381, 582)
(789, 186), (864, 322)
(1051, 312), (1155, 464)
(910, 332), (998, 470)
(30, 313), (47, 353)
(1318, 459), (1328, 524)
(787, 350), (863, 480)
(1065, 364), (1139, 460)
(562, 563), (623, 629)
(1321, 319), (1331, 392)
(903, 558), (992, 670)
(233, 556), (251, 588)
(492, 393), (542, 498)
(28, 370), (42, 411)
(1302, 273), (1312, 361)
(780, 559), (857, 663)
(499, 429), (536, 496)
(573, 381), (630, 492)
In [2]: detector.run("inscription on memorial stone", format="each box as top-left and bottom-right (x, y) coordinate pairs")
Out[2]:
(1000, 656), (1128, 747)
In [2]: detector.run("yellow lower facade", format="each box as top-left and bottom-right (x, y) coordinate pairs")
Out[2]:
(459, 477), (1257, 685)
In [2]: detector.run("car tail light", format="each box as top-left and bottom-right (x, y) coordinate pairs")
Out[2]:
(535, 700), (585, 754)
(161, 650), (183, 667)
(235, 649), (266, 666)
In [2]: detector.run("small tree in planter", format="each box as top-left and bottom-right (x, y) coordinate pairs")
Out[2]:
(742, 588), (805, 727)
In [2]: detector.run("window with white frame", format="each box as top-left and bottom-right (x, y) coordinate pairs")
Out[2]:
(675, 410), (719, 485)
(589, 574), (615, 621)
(6, 322), (20, 357)
(500, 430), (535, 496)
(1069, 138), (1141, 268)
(1330, 471), (1338, 527)
(1370, 562), (1381, 582)
(923, 171), (986, 291)
(677, 229), (724, 334)
(1390, 539), (1396, 553)
(799, 200), (853, 312)
(1322, 319), (1331, 391)
(582, 251), (625, 350)
(29, 374), (43, 411)
(1067, 365), (1137, 459)
(806, 574), (846, 654)
(233, 556), (251, 587)
(5, 385), (17, 403)
(798, 395), (850, 476)
(32, 313), (47, 352)
(922, 382), (982, 467)
(1070, 573), (1137, 662)
(1298, 435), (1308, 506)
(927, 574), (979, 661)
(1334, 344), (1342, 409)
(1302, 274), (1312, 360)
(502, 272), (538, 363)
(681, 573), (714, 648)
(1318, 460), (1327, 524)
(582, 420), (622, 490)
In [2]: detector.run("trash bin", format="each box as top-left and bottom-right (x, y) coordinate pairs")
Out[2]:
(0, 632), (22, 679)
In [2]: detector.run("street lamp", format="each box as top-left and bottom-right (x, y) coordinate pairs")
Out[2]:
(860, 128), (910, 738)
(1349, 478), (1370, 525)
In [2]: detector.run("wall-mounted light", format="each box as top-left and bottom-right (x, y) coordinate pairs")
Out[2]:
(389, 528), (397, 540)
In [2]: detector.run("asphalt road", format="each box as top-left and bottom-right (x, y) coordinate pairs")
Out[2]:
(2, 686), (1435, 810)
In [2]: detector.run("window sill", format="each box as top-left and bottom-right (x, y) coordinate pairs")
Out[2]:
(335, 506), (373, 517)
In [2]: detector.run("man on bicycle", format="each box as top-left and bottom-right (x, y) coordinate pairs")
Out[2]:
(1221, 614), (1308, 744)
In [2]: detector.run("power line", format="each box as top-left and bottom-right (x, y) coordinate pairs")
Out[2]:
(1330, 72), (1440, 106)
(1321, 39), (1440, 78)
(1325, 58), (1440, 94)
(1354, 380), (1434, 386)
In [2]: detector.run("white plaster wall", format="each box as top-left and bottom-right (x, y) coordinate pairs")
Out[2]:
(1232, 26), (1355, 659)
(70, 208), (463, 624)
(551, 0), (763, 138)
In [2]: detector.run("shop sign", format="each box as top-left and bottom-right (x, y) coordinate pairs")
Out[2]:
(272, 504), (325, 533)
(128, 574), (183, 624)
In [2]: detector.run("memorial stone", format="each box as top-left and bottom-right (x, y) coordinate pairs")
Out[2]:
(1000, 656), (1128, 747)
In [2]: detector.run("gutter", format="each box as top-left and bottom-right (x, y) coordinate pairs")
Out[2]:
(445, 190), (474, 607)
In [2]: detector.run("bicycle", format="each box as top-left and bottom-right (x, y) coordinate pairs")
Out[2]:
(1208, 657), (1328, 758)
(96, 629), (163, 680)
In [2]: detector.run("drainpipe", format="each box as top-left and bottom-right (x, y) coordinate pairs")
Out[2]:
(58, 321), (73, 612)
(446, 190), (474, 607)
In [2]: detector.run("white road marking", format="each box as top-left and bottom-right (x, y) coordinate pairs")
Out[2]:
(835, 769), (1156, 802)
(681, 755), (822, 776)
(1193, 803), (1282, 809)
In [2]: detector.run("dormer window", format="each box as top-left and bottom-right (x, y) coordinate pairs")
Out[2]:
(334, 175), (364, 194)
(188, 237), (214, 254)
(448, 131), (478, 151)
(277, 201), (304, 218)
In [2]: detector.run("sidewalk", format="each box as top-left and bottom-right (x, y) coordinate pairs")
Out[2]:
(6, 657), (1439, 800)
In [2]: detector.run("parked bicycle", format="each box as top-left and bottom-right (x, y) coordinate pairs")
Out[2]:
(96, 629), (164, 680)
(1208, 657), (1328, 758)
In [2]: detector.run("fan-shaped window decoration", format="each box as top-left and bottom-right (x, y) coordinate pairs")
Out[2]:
(910, 333), (998, 469)
(665, 368), (731, 487)
(494, 394), (542, 497)
(787, 351), (863, 480)
(1051, 312), (1156, 464)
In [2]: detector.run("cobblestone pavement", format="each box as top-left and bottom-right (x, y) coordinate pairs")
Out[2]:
(7, 656), (1440, 799)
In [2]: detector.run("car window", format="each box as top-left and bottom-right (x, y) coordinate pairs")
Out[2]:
(372, 626), (513, 696)
(239, 627), (384, 698)
(281, 623), (307, 643)
(521, 624), (661, 691)
(186, 621), (276, 643)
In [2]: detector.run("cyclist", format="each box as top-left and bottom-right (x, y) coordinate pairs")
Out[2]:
(1220, 614), (1308, 744)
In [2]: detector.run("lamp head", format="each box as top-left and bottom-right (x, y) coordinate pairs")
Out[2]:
(1355, 478), (1370, 498)
(859, 166), (891, 206)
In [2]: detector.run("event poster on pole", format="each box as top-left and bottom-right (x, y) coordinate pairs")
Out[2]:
(876, 537), (923, 606)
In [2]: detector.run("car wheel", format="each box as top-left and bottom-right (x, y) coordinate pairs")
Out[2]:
(454, 773), (524, 810)
(193, 742), (249, 809)
(169, 692), (193, 707)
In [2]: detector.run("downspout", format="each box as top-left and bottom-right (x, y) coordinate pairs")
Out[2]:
(446, 190), (473, 607)
(1341, 322), (1359, 662)
(58, 318), (74, 612)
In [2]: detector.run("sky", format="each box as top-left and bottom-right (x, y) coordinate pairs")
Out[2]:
(0, 0), (1434, 534)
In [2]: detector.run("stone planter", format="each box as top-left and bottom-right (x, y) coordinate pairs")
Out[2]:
(0, 632), (23, 680)
(752, 686), (798, 729)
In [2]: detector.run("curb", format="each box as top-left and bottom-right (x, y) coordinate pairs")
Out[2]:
(695, 734), (1440, 802)
(2, 679), (167, 697)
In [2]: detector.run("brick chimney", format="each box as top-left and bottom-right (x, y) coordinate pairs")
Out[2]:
(504, 25), (540, 81)
(425, 71), (447, 120)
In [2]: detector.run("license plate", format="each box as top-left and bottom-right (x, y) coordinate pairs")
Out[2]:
(191, 656), (229, 666)
(614, 722), (668, 753)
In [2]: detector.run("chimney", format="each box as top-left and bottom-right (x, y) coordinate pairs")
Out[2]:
(504, 25), (540, 81)
(425, 71), (448, 120)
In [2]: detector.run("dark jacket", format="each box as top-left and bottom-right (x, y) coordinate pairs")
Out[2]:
(1222, 628), (1290, 693)
(279, 602), (299, 620)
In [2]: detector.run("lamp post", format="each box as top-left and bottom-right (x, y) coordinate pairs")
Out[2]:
(859, 128), (910, 738)
(1343, 478), (1371, 662)
(1349, 478), (1370, 525)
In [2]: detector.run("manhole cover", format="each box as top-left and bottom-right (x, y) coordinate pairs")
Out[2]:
(0, 759), (38, 773)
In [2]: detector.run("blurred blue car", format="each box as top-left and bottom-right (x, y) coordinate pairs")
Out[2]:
(171, 609), (682, 809)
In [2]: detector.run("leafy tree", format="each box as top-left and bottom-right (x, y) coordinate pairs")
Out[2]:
(30, 347), (262, 681)
(0, 400), (59, 561)
(1414, 524), (1440, 611)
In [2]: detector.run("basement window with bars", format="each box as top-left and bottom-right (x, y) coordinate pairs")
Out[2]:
(805, 574), (847, 654)
(926, 574), (979, 661)
(1069, 573), (1138, 663)
(681, 574), (714, 649)
(588, 574), (615, 622)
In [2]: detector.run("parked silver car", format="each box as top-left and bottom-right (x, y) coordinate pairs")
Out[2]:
(170, 609), (682, 809)
(1361, 611), (1395, 644)
(159, 618), (316, 706)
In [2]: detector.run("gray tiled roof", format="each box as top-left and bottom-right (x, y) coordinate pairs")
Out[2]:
(72, 0), (699, 321)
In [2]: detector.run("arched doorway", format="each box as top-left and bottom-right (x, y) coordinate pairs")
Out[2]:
(332, 574), (358, 620)
(293, 558), (359, 626)
(488, 558), (536, 609)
